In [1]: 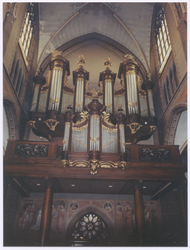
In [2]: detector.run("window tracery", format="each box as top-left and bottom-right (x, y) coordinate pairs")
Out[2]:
(19, 3), (35, 60)
(155, 7), (171, 71)
(71, 213), (109, 242)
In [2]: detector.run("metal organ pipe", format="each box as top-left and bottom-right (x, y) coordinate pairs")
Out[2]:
(48, 66), (63, 111)
(125, 64), (139, 115)
(75, 78), (84, 112)
(90, 115), (100, 151)
(73, 55), (89, 113)
(99, 58), (116, 114)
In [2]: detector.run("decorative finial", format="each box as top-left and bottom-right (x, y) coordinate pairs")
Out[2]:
(91, 88), (98, 99)
(51, 50), (62, 57)
(36, 67), (43, 76)
(118, 104), (123, 113)
(104, 57), (112, 70)
(124, 54), (135, 60)
(77, 55), (85, 68)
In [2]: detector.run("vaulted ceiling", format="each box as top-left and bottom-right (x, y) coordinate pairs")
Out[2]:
(37, 2), (155, 89)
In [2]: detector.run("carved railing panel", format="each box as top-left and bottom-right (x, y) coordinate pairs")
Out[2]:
(14, 144), (48, 158)
(139, 148), (171, 162)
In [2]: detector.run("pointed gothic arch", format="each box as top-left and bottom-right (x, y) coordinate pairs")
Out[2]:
(65, 204), (114, 245)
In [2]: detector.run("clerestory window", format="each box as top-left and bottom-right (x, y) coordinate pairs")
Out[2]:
(155, 7), (171, 72)
(19, 3), (35, 61)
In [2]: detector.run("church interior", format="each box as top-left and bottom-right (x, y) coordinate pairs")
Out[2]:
(3, 2), (187, 246)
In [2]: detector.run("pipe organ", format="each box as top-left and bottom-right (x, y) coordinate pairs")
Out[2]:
(28, 51), (157, 156)
(73, 55), (89, 113)
(99, 57), (116, 114)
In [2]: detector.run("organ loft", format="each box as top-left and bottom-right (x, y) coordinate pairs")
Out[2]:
(3, 2), (187, 247)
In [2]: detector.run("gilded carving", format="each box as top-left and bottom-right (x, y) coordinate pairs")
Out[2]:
(102, 111), (117, 127)
(44, 119), (59, 131)
(61, 159), (126, 175)
(52, 50), (62, 57)
(61, 159), (69, 167)
(104, 57), (112, 70)
(72, 111), (89, 127)
(69, 160), (89, 168)
(77, 55), (85, 68)
(150, 126), (157, 133)
(138, 75), (146, 98)
(124, 54), (135, 61)
(53, 66), (63, 72)
(72, 123), (88, 131)
(85, 80), (89, 93)
(91, 88), (99, 98)
(127, 122), (142, 134)
(99, 81), (103, 92)
(102, 124), (117, 133)
(117, 73), (125, 91)
(28, 120), (36, 129)
(89, 160), (99, 175)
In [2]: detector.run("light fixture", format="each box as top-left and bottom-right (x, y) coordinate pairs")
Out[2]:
(38, 118), (41, 121)
(145, 122), (147, 124)
(71, 184), (75, 187)
(142, 186), (146, 189)
(37, 183), (40, 186)
(109, 185), (112, 188)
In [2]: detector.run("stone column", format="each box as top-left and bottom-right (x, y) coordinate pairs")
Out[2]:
(133, 180), (145, 246)
(40, 177), (55, 246)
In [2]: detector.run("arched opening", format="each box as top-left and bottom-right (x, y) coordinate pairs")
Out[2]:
(70, 212), (109, 246)
(3, 106), (9, 154)
(174, 110), (187, 151)
(3, 99), (19, 143)
(65, 205), (114, 246)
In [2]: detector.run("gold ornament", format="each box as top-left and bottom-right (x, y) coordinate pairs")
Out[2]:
(44, 119), (59, 131)
(28, 120), (36, 129)
(150, 126), (157, 133)
(127, 122), (142, 134)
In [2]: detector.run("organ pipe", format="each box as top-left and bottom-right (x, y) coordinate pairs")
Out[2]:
(73, 55), (89, 113)
(99, 58), (116, 114)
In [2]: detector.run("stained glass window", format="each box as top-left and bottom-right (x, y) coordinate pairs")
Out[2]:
(71, 213), (109, 242)
(155, 7), (171, 70)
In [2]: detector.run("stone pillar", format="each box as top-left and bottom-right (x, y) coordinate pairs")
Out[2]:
(40, 177), (55, 246)
(133, 180), (145, 246)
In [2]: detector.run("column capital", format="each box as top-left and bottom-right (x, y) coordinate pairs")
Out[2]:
(44, 177), (56, 189)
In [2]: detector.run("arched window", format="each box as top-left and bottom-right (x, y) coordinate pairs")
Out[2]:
(165, 76), (171, 100)
(10, 52), (17, 79)
(172, 60), (178, 89)
(3, 106), (9, 154)
(13, 60), (20, 86)
(71, 212), (109, 243)
(19, 3), (35, 60)
(162, 81), (168, 106)
(155, 7), (171, 70)
(16, 68), (22, 93)
(18, 74), (25, 99)
(168, 68), (174, 95)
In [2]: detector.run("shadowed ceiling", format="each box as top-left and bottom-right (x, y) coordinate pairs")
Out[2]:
(37, 2), (155, 90)
(38, 2), (155, 72)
